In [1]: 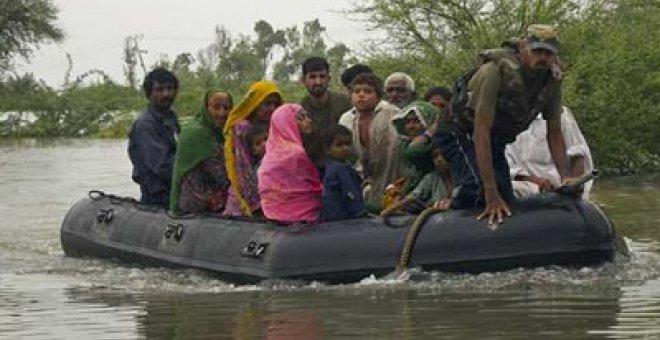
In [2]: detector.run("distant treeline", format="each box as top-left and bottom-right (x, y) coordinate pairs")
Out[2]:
(1, 1), (660, 175)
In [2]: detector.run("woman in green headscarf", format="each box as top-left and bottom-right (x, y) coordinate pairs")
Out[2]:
(391, 100), (443, 195)
(169, 90), (233, 214)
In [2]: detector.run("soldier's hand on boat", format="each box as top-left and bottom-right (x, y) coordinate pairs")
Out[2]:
(478, 189), (511, 228)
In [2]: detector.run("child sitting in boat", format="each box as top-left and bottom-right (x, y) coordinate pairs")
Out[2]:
(244, 123), (268, 171)
(320, 125), (368, 221)
(382, 144), (454, 215)
(338, 73), (403, 211)
(386, 101), (443, 208)
(258, 104), (322, 224)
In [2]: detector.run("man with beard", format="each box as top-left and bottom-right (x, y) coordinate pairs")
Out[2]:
(128, 68), (180, 207)
(299, 57), (352, 165)
(384, 72), (416, 109)
(436, 24), (576, 226)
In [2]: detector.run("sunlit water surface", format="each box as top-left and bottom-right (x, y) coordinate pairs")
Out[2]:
(1, 139), (660, 339)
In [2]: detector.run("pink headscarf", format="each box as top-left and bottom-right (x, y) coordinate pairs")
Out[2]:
(258, 103), (322, 223)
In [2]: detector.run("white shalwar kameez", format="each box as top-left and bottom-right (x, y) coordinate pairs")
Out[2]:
(505, 107), (594, 200)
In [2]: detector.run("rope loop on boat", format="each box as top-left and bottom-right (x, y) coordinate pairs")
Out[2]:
(88, 190), (139, 205)
(89, 190), (105, 200)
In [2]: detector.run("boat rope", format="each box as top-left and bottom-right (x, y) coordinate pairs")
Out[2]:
(88, 190), (171, 215)
(89, 190), (138, 204)
(392, 206), (444, 277)
(382, 197), (428, 228)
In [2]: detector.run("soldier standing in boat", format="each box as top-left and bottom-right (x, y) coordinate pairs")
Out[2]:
(128, 68), (180, 207)
(441, 24), (579, 226)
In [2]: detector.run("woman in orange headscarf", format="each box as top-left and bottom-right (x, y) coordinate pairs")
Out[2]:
(223, 81), (283, 217)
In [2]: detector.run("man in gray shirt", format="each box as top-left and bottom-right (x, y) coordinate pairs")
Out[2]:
(128, 68), (180, 207)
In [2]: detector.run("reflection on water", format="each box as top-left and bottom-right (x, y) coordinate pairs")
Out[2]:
(591, 279), (660, 339)
(1, 139), (660, 339)
(0, 274), (141, 340)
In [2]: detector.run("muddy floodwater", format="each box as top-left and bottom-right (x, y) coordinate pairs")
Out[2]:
(1, 139), (659, 339)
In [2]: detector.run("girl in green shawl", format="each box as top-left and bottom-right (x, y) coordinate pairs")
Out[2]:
(383, 100), (454, 214)
(391, 100), (442, 195)
(170, 90), (233, 214)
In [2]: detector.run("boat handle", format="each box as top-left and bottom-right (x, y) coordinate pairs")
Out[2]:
(96, 208), (114, 224)
(254, 243), (268, 258)
(241, 241), (268, 259)
(164, 223), (184, 241)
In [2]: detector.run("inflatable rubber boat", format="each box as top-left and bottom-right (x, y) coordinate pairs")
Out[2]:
(60, 190), (619, 284)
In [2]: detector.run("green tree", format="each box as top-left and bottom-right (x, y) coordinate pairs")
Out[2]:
(352, 0), (660, 174)
(352, 0), (585, 87)
(0, 0), (64, 74)
(253, 20), (287, 75)
(2, 18), (353, 138)
(561, 1), (660, 174)
(272, 19), (351, 87)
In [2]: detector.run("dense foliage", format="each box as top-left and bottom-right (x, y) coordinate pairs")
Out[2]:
(353, 0), (660, 174)
(0, 0), (63, 74)
(1, 0), (659, 174)
(0, 18), (352, 138)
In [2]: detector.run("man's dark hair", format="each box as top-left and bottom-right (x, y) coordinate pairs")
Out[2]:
(340, 64), (373, 89)
(322, 124), (352, 152)
(143, 67), (179, 98)
(350, 73), (383, 98)
(423, 86), (453, 102)
(302, 57), (330, 76)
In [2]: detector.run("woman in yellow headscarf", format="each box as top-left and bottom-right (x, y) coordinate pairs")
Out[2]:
(223, 81), (283, 217)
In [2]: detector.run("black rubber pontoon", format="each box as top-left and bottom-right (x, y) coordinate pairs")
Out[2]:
(60, 191), (618, 284)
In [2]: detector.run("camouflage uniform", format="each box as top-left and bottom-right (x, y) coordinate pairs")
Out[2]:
(437, 25), (563, 208)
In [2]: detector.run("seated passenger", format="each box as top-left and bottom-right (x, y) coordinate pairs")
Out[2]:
(258, 104), (322, 224)
(170, 90), (233, 214)
(320, 125), (368, 221)
(340, 64), (373, 92)
(423, 86), (452, 112)
(338, 73), (404, 210)
(384, 72), (416, 109)
(391, 101), (442, 196)
(505, 106), (594, 199)
(335, 64), (374, 125)
(382, 145), (453, 215)
(224, 81), (282, 217)
(128, 68), (180, 207)
(243, 123), (268, 171)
